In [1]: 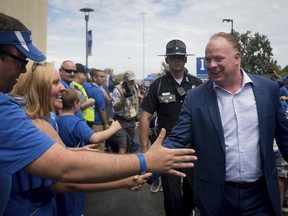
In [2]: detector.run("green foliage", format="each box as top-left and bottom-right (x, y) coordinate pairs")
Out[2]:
(114, 73), (123, 82)
(232, 31), (279, 75)
(281, 65), (288, 76)
(160, 61), (169, 74)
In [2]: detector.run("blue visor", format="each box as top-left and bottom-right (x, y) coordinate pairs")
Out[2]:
(0, 31), (46, 62)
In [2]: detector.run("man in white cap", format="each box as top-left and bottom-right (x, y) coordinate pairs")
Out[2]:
(0, 13), (197, 214)
(108, 70), (140, 154)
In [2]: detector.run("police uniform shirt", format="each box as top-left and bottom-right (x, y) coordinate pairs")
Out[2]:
(141, 72), (202, 134)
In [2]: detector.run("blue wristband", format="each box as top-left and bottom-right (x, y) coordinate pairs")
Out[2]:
(136, 153), (146, 174)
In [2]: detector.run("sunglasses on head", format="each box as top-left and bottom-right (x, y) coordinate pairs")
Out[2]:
(61, 68), (78, 74)
(31, 62), (47, 75)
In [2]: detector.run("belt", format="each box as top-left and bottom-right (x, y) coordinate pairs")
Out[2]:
(225, 177), (264, 189)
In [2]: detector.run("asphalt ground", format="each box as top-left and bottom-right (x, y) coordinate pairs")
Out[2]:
(83, 127), (288, 216)
(83, 183), (166, 216)
(83, 185), (288, 216)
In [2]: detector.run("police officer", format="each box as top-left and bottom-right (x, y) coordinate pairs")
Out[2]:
(140, 39), (202, 216)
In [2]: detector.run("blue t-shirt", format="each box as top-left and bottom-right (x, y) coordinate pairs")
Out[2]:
(56, 114), (92, 216)
(82, 81), (90, 91)
(108, 74), (114, 86)
(279, 86), (288, 97)
(4, 171), (57, 216)
(85, 83), (106, 125)
(61, 80), (71, 90)
(56, 115), (94, 147)
(0, 93), (55, 215)
(103, 83), (111, 96)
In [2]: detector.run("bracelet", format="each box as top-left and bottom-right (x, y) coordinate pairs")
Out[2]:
(103, 124), (109, 129)
(136, 153), (146, 174)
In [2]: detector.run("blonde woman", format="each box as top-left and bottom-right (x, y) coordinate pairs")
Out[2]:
(4, 62), (151, 216)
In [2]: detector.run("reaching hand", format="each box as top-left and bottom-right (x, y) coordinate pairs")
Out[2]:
(68, 144), (100, 152)
(87, 98), (95, 106)
(144, 128), (197, 177)
(109, 120), (122, 132)
(127, 173), (152, 191)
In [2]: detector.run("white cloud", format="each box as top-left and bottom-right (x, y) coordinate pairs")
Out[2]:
(47, 0), (288, 79)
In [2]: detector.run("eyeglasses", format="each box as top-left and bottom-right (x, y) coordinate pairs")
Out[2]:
(2, 52), (29, 70)
(61, 68), (77, 74)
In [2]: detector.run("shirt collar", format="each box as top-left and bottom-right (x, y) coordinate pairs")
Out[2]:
(90, 82), (99, 87)
(213, 68), (253, 90)
(167, 71), (189, 84)
(241, 69), (253, 87)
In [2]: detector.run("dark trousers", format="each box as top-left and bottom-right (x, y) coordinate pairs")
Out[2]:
(161, 168), (195, 216)
(218, 179), (275, 216)
(106, 115), (138, 153)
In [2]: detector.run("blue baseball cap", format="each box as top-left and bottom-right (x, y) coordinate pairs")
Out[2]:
(0, 30), (46, 62)
(76, 63), (89, 73)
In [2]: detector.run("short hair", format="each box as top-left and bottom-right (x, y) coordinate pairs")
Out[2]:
(12, 62), (55, 121)
(61, 89), (80, 110)
(0, 13), (28, 53)
(90, 68), (103, 78)
(210, 32), (240, 52)
(0, 13), (28, 31)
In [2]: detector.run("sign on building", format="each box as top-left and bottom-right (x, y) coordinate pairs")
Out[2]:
(196, 57), (208, 80)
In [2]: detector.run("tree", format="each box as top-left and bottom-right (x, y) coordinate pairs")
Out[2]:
(157, 61), (168, 76)
(233, 31), (279, 75)
(281, 65), (288, 76)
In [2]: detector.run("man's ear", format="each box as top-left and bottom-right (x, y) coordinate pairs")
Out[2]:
(184, 57), (187, 63)
(165, 57), (168, 64)
(235, 52), (241, 65)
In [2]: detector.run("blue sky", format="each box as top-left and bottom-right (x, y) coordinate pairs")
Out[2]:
(47, 0), (288, 79)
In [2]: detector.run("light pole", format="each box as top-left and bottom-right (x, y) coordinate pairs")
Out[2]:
(222, 18), (234, 34)
(80, 8), (94, 67)
(141, 12), (147, 80)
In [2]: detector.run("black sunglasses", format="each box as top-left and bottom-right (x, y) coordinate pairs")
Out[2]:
(61, 68), (78, 74)
(2, 52), (29, 70)
(31, 62), (47, 75)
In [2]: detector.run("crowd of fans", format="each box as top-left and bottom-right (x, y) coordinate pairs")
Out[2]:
(0, 12), (197, 216)
(3, 11), (288, 216)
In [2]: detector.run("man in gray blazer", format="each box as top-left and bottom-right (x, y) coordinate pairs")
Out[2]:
(163, 32), (288, 216)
